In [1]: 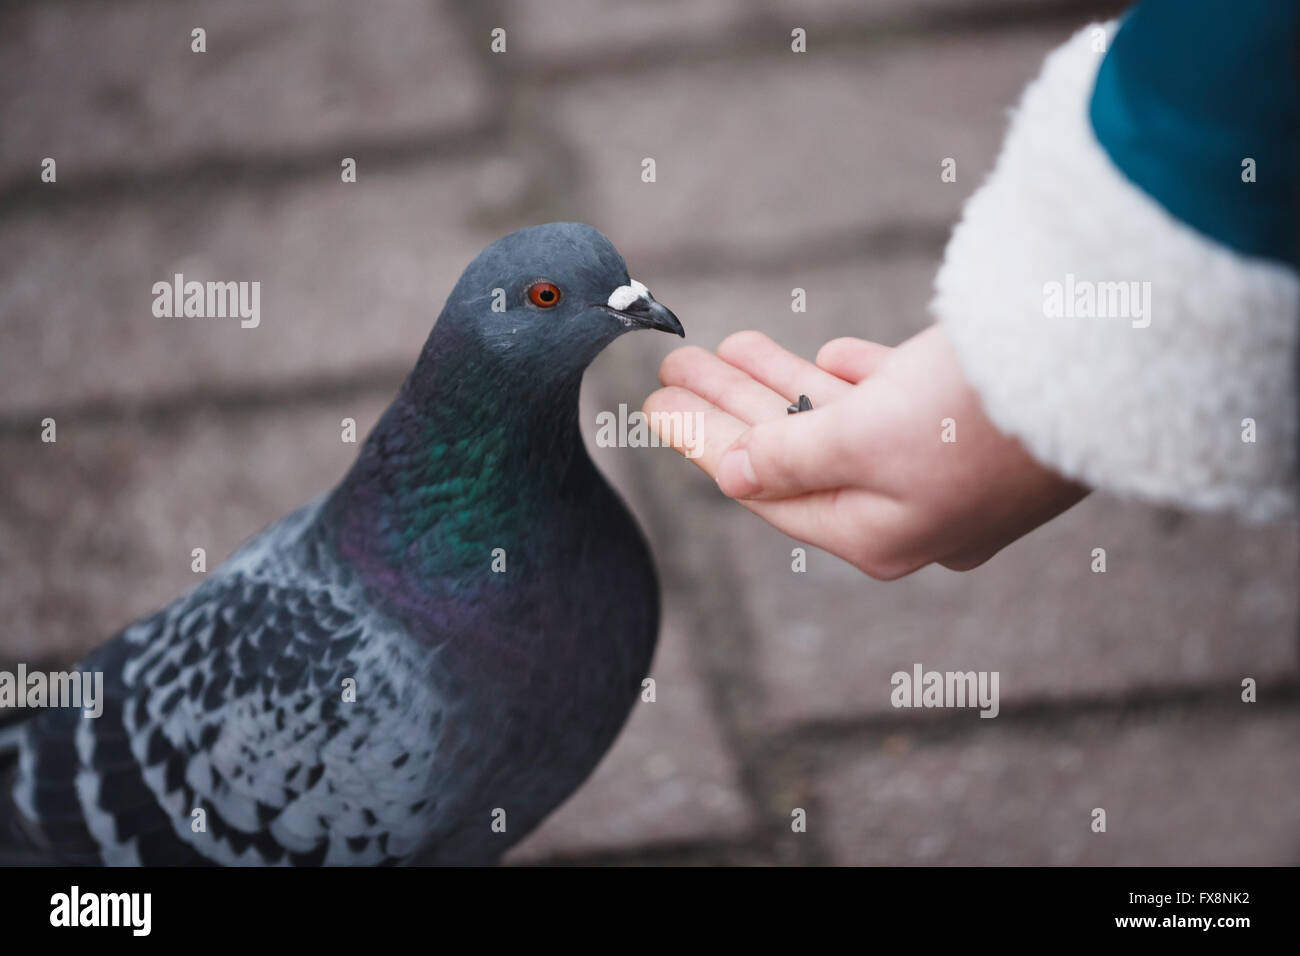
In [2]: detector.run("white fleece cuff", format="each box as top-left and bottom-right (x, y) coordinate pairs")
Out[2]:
(931, 22), (1299, 521)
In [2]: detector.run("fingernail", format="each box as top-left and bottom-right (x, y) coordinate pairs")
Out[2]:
(718, 449), (760, 498)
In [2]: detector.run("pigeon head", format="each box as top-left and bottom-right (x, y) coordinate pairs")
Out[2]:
(428, 222), (682, 385)
(331, 222), (681, 586)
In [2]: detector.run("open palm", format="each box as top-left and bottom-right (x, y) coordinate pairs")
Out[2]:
(643, 326), (1088, 579)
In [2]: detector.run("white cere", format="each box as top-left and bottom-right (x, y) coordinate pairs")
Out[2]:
(606, 279), (649, 312)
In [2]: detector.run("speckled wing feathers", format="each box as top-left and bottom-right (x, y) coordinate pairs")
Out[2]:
(9, 505), (449, 865)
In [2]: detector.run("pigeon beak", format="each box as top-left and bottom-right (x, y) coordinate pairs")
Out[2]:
(603, 280), (685, 337)
(618, 294), (684, 337)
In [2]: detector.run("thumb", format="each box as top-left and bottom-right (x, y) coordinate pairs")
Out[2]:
(716, 404), (862, 499)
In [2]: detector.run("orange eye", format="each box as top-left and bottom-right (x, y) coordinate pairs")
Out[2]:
(527, 281), (562, 308)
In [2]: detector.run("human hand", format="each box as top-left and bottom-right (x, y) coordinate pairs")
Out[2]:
(643, 326), (1089, 579)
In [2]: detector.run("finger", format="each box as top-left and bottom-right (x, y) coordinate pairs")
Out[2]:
(645, 387), (866, 545)
(658, 345), (792, 426)
(816, 337), (892, 384)
(716, 402), (865, 500)
(645, 388), (918, 576)
(643, 386), (748, 476)
(716, 330), (852, 406)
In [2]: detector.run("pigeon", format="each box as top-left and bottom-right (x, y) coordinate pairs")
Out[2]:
(0, 222), (683, 865)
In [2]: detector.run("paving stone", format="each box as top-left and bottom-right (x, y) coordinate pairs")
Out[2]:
(506, 602), (752, 861)
(815, 708), (1300, 864)
(504, 0), (1110, 63)
(500, 0), (751, 60)
(0, 396), (388, 662)
(638, 255), (943, 356)
(724, 494), (1298, 730)
(0, 161), (512, 413)
(0, 0), (489, 183)
(552, 29), (1058, 266)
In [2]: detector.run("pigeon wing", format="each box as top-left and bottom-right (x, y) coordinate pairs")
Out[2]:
(7, 567), (444, 866)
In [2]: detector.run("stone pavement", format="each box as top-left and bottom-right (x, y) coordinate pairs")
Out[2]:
(2, 0), (1296, 865)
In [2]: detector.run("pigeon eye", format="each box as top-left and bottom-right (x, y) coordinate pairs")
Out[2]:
(527, 281), (562, 308)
